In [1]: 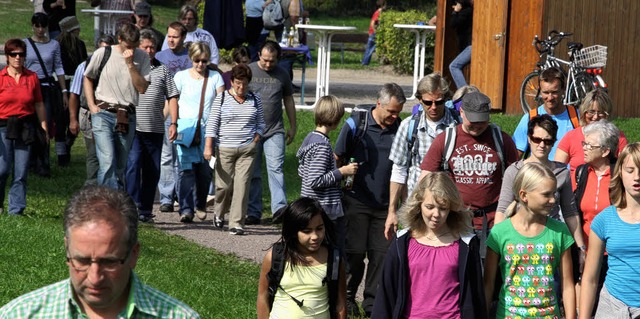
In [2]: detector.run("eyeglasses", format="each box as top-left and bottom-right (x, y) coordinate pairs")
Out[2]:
(193, 59), (209, 64)
(585, 110), (609, 118)
(8, 52), (26, 58)
(529, 135), (555, 145)
(581, 141), (604, 151)
(66, 251), (129, 273)
(137, 15), (149, 18)
(421, 99), (446, 107)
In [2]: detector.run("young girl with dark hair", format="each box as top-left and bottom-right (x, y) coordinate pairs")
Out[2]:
(257, 197), (346, 319)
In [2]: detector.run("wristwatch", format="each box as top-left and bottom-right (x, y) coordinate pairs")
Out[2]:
(170, 122), (178, 127)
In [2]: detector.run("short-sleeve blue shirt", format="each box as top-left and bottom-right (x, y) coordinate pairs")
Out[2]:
(591, 205), (640, 307)
(512, 106), (579, 160)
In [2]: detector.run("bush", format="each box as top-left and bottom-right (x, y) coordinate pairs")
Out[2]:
(377, 8), (436, 75)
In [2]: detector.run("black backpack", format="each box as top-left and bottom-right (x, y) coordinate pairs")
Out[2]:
(343, 104), (375, 163)
(266, 242), (340, 319)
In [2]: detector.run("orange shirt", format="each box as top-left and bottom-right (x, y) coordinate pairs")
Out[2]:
(580, 165), (611, 247)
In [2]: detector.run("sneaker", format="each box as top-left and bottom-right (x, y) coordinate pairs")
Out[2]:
(195, 208), (207, 220)
(180, 212), (194, 223)
(138, 214), (155, 223)
(229, 227), (245, 235)
(245, 216), (261, 225)
(213, 215), (224, 229)
(159, 204), (173, 213)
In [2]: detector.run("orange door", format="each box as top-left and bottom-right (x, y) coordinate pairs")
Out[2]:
(469, 0), (509, 110)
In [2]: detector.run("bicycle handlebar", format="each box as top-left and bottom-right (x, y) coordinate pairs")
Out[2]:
(532, 30), (573, 54)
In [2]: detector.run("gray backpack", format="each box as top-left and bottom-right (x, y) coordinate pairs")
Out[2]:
(263, 0), (285, 30)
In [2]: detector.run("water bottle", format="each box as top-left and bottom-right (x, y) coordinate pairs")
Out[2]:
(288, 27), (295, 47)
(293, 27), (300, 47)
(344, 158), (356, 190)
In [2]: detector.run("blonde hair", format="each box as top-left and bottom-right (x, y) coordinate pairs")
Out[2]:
(609, 143), (640, 209)
(314, 95), (345, 127)
(579, 88), (613, 126)
(505, 162), (557, 217)
(399, 172), (471, 236)
(452, 85), (479, 102)
(188, 41), (211, 61)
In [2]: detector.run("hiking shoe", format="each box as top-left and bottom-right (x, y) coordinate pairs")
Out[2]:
(229, 227), (245, 235)
(138, 214), (155, 223)
(159, 204), (173, 212)
(245, 216), (261, 225)
(213, 215), (224, 229)
(195, 208), (207, 221)
(180, 212), (194, 223)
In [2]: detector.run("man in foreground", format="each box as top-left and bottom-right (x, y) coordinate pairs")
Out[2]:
(0, 186), (200, 318)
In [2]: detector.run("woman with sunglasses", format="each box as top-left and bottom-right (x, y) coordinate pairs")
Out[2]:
(494, 114), (585, 248)
(0, 39), (49, 215)
(554, 89), (628, 187)
(171, 42), (224, 223)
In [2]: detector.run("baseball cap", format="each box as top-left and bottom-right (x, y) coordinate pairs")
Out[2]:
(135, 2), (151, 16)
(461, 91), (491, 122)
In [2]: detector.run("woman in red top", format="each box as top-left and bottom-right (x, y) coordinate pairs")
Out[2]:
(0, 39), (48, 215)
(555, 89), (628, 188)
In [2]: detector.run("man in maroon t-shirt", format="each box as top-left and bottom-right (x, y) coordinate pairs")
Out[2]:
(419, 91), (518, 256)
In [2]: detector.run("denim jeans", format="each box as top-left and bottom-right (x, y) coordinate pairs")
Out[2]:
(0, 125), (31, 214)
(177, 161), (212, 215)
(449, 45), (472, 89)
(91, 110), (135, 190)
(361, 33), (376, 65)
(247, 132), (288, 218)
(125, 131), (163, 215)
(158, 118), (177, 206)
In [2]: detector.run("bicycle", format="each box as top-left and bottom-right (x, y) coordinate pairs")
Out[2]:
(519, 30), (608, 113)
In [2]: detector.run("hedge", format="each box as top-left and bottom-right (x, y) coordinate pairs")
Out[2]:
(377, 8), (437, 75)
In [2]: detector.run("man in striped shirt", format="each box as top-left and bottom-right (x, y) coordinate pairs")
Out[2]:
(0, 186), (201, 318)
(124, 29), (179, 223)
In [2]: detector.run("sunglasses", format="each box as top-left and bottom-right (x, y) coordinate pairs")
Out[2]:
(8, 52), (26, 58)
(421, 99), (445, 107)
(193, 59), (209, 64)
(529, 135), (555, 145)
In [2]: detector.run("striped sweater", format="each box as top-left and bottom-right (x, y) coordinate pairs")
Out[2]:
(296, 131), (344, 219)
(205, 90), (265, 148)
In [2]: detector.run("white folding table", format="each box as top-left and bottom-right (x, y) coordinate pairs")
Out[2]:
(295, 24), (356, 105)
(81, 8), (133, 44)
(393, 24), (436, 99)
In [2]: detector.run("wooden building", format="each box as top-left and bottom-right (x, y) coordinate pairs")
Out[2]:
(433, 0), (640, 117)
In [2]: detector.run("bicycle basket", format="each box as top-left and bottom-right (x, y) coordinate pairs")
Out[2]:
(574, 45), (608, 68)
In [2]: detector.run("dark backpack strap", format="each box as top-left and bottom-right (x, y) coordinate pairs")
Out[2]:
(27, 38), (52, 83)
(267, 242), (286, 310)
(325, 247), (340, 319)
(406, 110), (421, 157)
(95, 46), (112, 87)
(490, 124), (506, 174)
(573, 164), (590, 222)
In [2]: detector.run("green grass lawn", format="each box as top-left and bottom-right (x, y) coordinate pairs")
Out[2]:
(0, 109), (639, 315)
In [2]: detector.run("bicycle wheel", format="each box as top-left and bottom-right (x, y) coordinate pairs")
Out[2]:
(520, 71), (541, 113)
(567, 72), (596, 106)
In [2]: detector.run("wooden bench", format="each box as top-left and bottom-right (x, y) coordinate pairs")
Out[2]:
(330, 33), (369, 63)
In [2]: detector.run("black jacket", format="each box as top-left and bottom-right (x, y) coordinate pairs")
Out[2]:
(372, 230), (487, 319)
(449, 6), (473, 51)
